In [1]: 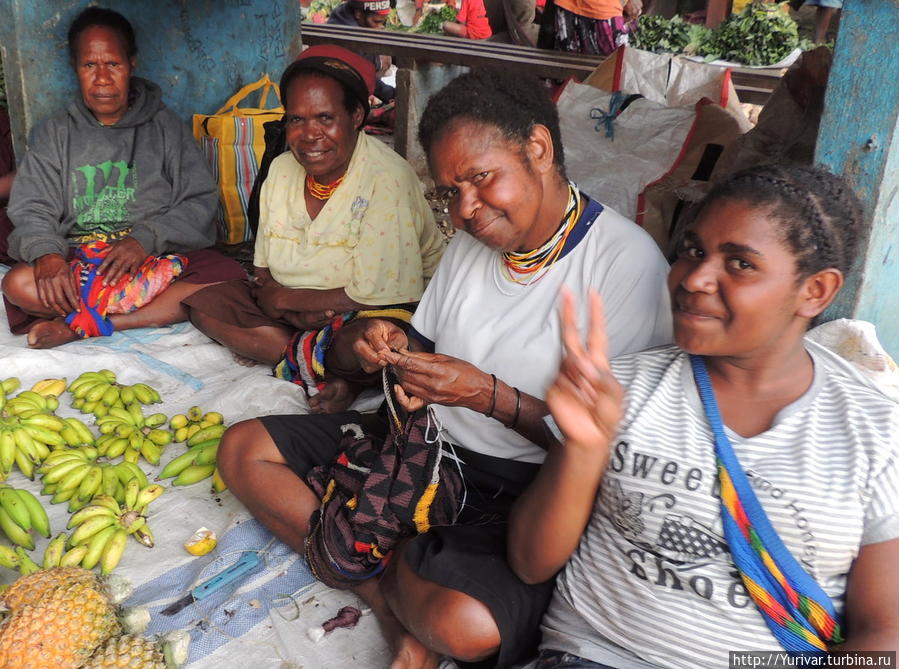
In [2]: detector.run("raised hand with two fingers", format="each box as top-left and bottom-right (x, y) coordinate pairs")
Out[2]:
(546, 287), (624, 452)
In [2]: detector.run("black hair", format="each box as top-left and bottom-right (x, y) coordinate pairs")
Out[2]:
(67, 7), (138, 63)
(418, 68), (566, 175)
(701, 164), (864, 278)
(281, 70), (364, 122)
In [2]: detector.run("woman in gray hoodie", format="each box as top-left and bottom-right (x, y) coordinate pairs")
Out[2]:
(2, 7), (244, 348)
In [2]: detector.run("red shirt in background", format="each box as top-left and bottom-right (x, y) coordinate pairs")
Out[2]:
(456, 0), (492, 39)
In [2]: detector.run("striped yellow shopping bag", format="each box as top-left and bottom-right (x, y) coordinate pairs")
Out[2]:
(193, 75), (283, 244)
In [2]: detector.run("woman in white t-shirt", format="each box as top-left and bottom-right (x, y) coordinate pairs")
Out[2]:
(513, 164), (899, 669)
(217, 69), (670, 669)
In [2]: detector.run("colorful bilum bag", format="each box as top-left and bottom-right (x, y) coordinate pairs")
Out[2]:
(193, 75), (283, 244)
(304, 370), (464, 589)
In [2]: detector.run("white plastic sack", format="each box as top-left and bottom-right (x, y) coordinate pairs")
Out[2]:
(558, 81), (697, 222)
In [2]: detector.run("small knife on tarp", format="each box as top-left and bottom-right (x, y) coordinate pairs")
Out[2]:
(160, 550), (261, 616)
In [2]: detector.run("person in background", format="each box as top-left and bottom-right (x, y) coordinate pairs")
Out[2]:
(544, 0), (642, 56)
(185, 46), (444, 413)
(790, 0), (841, 44)
(0, 106), (15, 265)
(1, 7), (244, 348)
(442, 0), (493, 39)
(327, 0), (397, 102)
(512, 164), (899, 668)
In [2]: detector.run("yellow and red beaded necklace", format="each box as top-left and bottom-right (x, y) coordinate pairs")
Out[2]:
(305, 173), (346, 201)
(501, 181), (582, 286)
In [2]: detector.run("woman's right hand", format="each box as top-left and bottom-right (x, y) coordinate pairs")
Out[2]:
(546, 288), (623, 452)
(352, 319), (410, 373)
(34, 253), (80, 317)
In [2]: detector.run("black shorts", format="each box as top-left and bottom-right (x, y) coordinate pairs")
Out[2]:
(260, 411), (556, 669)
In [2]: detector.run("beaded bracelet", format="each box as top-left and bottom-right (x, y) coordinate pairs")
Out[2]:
(485, 374), (498, 418)
(505, 387), (522, 429)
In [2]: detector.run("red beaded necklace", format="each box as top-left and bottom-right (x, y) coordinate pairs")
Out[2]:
(305, 173), (346, 200)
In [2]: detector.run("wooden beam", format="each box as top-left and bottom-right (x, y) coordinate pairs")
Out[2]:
(816, 0), (899, 356)
(301, 23), (780, 104)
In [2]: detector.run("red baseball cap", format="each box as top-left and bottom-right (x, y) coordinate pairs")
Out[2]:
(280, 45), (377, 115)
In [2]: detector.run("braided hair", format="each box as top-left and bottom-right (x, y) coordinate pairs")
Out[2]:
(701, 164), (864, 279)
(417, 68), (566, 175)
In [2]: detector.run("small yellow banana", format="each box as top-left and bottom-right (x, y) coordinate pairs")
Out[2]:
(0, 377), (21, 394)
(30, 378), (67, 397)
(15, 546), (41, 576)
(59, 545), (89, 568)
(69, 514), (118, 547)
(211, 467), (228, 493)
(82, 525), (119, 570)
(43, 532), (69, 569)
(0, 543), (21, 568)
(100, 528), (129, 574)
(0, 505), (34, 549)
(170, 414), (189, 430)
(15, 488), (51, 538)
(187, 424), (226, 447)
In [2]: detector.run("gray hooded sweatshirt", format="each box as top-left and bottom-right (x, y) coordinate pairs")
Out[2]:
(8, 77), (218, 263)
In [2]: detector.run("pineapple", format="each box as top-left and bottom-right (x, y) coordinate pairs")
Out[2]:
(0, 579), (121, 668)
(1, 566), (99, 612)
(84, 634), (167, 669)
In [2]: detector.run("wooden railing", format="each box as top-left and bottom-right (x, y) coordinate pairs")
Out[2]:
(300, 23), (783, 105)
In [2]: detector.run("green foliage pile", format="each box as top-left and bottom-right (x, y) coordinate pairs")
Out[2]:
(631, 15), (709, 55)
(411, 5), (457, 34)
(633, 1), (806, 66)
(698, 2), (801, 65)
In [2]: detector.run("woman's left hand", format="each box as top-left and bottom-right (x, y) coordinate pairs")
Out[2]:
(381, 349), (489, 413)
(97, 237), (146, 286)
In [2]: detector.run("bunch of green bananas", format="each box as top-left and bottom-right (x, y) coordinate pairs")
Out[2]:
(0, 407), (69, 481)
(68, 370), (162, 418)
(0, 545), (44, 575)
(56, 482), (164, 574)
(39, 449), (151, 512)
(95, 406), (172, 466)
(158, 423), (228, 492)
(0, 484), (51, 550)
(169, 406), (224, 443)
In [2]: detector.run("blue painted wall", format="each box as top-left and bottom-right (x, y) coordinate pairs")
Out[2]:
(816, 0), (899, 356)
(0, 0), (301, 155)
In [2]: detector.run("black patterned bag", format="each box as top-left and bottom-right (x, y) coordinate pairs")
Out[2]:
(304, 370), (464, 589)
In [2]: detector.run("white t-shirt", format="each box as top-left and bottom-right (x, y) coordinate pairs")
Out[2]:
(542, 343), (899, 668)
(412, 197), (672, 463)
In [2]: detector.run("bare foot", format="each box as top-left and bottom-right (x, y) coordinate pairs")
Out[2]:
(233, 352), (262, 367)
(27, 319), (78, 349)
(389, 632), (440, 669)
(308, 376), (358, 414)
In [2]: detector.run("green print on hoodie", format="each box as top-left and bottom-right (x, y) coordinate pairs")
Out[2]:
(72, 160), (137, 237)
(7, 76), (218, 263)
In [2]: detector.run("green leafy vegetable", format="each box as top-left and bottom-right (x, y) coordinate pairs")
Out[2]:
(632, 1), (802, 66)
(412, 5), (457, 34)
(697, 2), (799, 65)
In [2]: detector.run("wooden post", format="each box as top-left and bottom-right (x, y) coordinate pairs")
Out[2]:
(705, 0), (732, 28)
(816, 0), (899, 356)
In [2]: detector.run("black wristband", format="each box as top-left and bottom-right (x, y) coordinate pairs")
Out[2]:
(485, 373), (497, 417)
(505, 387), (522, 429)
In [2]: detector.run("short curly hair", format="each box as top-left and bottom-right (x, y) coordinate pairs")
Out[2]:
(417, 68), (565, 175)
(701, 164), (864, 279)
(68, 7), (137, 63)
